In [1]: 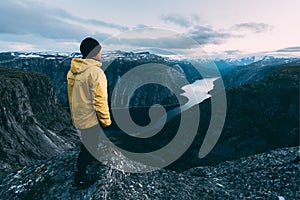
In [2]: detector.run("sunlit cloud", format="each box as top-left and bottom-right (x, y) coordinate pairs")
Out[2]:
(7, 43), (36, 51)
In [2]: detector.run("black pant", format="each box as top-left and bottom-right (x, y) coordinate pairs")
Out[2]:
(77, 125), (101, 176)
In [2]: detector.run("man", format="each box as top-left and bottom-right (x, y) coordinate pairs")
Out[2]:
(67, 37), (112, 189)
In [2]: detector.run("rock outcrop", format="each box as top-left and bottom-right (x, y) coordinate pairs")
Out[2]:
(0, 67), (77, 172)
(0, 146), (298, 199)
(0, 53), (73, 106)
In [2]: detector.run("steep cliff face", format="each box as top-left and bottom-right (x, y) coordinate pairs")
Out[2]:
(104, 53), (185, 107)
(0, 67), (77, 171)
(0, 53), (73, 106)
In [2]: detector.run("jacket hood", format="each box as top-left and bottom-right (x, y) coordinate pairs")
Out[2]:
(70, 58), (102, 74)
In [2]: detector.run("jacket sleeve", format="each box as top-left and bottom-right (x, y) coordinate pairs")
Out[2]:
(67, 71), (75, 114)
(90, 68), (112, 127)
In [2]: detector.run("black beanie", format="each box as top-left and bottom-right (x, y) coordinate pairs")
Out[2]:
(80, 37), (102, 58)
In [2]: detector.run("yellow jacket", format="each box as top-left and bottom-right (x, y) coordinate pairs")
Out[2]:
(67, 58), (112, 129)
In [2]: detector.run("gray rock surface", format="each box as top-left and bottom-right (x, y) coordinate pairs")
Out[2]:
(0, 146), (298, 199)
(0, 67), (77, 172)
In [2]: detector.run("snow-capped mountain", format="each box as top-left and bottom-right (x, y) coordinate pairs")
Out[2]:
(3, 51), (299, 67)
(198, 55), (300, 74)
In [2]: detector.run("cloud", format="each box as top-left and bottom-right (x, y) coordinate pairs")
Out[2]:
(161, 14), (193, 28)
(232, 22), (273, 33)
(0, 0), (126, 42)
(224, 50), (242, 56)
(187, 26), (233, 45)
(50, 9), (129, 31)
(133, 24), (153, 30)
(104, 35), (195, 50)
(101, 28), (197, 50)
(102, 26), (235, 52)
(0, 1), (233, 52)
(0, 33), (79, 52)
(276, 46), (300, 53)
(159, 15), (242, 47)
(6, 42), (36, 51)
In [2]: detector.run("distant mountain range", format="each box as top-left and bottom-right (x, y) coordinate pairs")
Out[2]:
(0, 51), (298, 198)
(2, 51), (299, 65)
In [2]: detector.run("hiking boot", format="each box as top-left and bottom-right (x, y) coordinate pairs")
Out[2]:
(74, 172), (97, 190)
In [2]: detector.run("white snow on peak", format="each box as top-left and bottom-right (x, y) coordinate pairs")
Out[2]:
(18, 54), (42, 58)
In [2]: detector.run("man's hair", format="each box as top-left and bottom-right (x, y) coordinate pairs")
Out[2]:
(80, 37), (102, 59)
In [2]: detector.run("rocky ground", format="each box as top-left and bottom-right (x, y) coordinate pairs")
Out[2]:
(0, 146), (298, 199)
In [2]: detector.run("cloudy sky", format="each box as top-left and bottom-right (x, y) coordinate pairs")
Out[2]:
(0, 0), (299, 57)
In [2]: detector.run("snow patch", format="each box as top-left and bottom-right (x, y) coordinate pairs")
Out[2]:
(18, 54), (42, 58)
